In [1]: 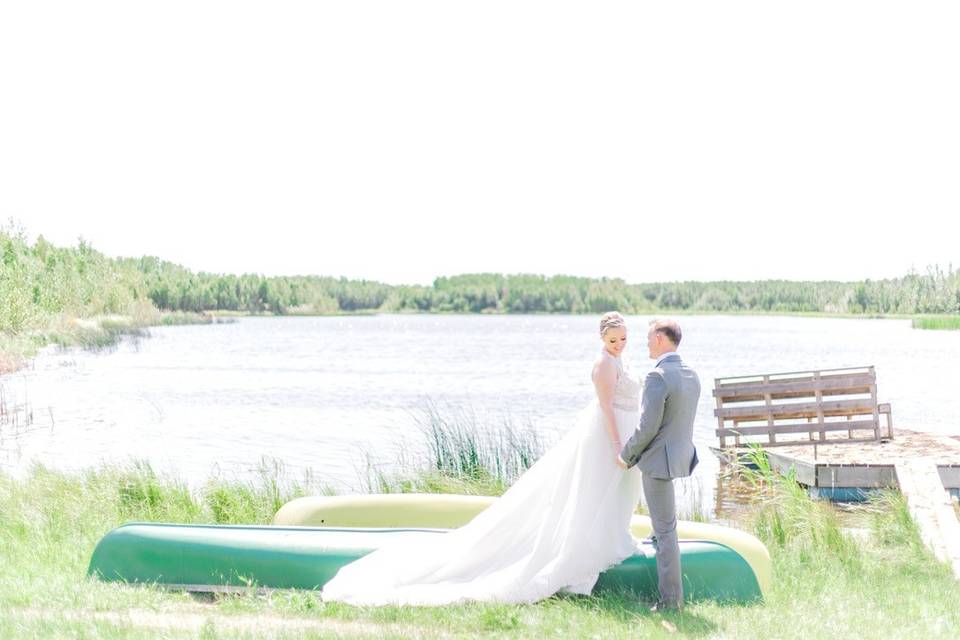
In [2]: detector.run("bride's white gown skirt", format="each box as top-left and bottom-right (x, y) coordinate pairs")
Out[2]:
(321, 401), (643, 605)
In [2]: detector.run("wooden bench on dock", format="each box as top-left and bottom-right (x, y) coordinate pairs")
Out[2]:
(714, 366), (894, 449)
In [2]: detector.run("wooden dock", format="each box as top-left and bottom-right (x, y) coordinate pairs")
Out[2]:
(714, 428), (960, 578)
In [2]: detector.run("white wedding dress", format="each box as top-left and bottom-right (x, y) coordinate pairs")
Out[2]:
(321, 353), (644, 605)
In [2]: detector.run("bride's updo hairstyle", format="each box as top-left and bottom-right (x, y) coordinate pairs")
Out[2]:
(599, 311), (626, 336)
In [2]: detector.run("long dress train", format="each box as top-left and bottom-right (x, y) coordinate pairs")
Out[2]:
(321, 354), (643, 605)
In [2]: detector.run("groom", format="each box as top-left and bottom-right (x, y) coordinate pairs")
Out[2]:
(616, 319), (701, 611)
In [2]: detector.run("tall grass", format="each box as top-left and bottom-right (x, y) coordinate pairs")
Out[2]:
(3, 457), (322, 532)
(676, 475), (709, 522)
(361, 402), (545, 497)
(737, 448), (860, 565)
(418, 401), (543, 485)
(3, 431), (960, 638)
(912, 315), (960, 330)
(4, 450), (960, 638)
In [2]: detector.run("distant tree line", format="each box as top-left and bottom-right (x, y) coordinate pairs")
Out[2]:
(1, 226), (957, 335)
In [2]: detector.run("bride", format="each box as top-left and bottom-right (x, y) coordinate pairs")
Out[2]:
(321, 311), (643, 605)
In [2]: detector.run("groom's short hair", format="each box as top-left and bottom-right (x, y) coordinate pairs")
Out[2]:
(650, 319), (682, 346)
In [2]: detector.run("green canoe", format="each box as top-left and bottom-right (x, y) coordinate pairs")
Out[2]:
(88, 523), (763, 603)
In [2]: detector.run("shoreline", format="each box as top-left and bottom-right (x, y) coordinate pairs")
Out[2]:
(177, 308), (955, 321)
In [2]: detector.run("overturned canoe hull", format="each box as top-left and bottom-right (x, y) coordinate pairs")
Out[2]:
(88, 523), (763, 603)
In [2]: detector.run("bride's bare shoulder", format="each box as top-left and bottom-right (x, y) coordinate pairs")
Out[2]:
(592, 352), (617, 378)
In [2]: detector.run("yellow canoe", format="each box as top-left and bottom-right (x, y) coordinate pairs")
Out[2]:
(274, 493), (771, 599)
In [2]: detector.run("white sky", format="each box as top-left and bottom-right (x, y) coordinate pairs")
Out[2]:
(1, 2), (958, 285)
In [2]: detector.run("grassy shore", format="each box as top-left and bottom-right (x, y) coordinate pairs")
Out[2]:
(1, 449), (958, 639)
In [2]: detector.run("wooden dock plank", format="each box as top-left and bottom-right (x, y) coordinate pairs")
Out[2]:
(713, 375), (875, 400)
(717, 420), (879, 437)
(760, 428), (960, 474)
(716, 398), (879, 421)
(894, 459), (960, 579)
(764, 450), (817, 486)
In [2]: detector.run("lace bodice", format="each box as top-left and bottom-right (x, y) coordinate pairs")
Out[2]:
(610, 354), (641, 411)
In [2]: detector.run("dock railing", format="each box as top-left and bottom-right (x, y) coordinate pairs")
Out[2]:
(714, 366), (893, 449)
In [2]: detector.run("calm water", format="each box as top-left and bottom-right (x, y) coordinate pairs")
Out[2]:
(2, 314), (958, 515)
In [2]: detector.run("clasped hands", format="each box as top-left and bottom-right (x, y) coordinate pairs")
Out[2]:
(612, 441), (628, 469)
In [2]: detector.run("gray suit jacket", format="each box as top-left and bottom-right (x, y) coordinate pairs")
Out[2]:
(620, 354), (701, 479)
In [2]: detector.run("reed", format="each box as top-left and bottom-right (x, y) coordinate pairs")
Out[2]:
(106, 457), (324, 525)
(912, 315), (960, 330)
(676, 475), (709, 522)
(201, 459), (318, 525)
(736, 448), (859, 566)
(356, 401), (546, 496)
(415, 401), (544, 487)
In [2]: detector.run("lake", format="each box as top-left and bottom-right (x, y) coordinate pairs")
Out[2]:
(2, 314), (958, 516)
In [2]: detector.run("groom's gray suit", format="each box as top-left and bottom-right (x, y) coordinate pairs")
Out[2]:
(619, 353), (701, 608)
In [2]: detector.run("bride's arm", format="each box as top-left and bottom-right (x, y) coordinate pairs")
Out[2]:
(591, 358), (622, 453)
